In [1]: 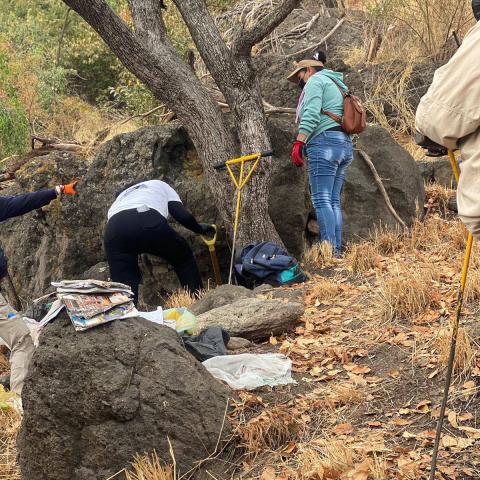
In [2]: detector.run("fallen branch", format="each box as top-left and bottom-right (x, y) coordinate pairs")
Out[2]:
(0, 172), (15, 183)
(357, 149), (407, 230)
(31, 135), (84, 152)
(262, 100), (296, 114)
(286, 14), (346, 58)
(217, 99), (296, 115)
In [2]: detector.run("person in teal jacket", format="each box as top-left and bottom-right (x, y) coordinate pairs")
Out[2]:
(288, 52), (353, 256)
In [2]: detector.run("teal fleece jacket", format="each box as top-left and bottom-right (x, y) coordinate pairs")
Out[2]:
(298, 69), (347, 143)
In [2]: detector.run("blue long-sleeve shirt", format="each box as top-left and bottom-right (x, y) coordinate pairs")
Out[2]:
(0, 189), (57, 278)
(0, 189), (57, 222)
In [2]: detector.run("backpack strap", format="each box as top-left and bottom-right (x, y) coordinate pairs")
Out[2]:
(321, 77), (349, 124)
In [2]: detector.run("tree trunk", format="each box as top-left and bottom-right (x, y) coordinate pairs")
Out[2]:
(62, 0), (300, 246)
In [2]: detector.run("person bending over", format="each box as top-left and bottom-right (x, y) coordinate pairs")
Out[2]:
(104, 180), (213, 305)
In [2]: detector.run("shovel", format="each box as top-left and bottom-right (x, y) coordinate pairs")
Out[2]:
(201, 224), (222, 286)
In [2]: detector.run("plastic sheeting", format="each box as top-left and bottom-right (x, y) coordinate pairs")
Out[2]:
(203, 353), (296, 390)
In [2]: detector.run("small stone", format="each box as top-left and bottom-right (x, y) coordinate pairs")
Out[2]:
(227, 337), (253, 350)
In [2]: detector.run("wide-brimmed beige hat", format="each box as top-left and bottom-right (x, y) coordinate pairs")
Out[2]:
(286, 59), (324, 82)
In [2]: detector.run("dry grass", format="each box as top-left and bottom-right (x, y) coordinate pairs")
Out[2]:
(425, 183), (456, 215)
(330, 383), (365, 405)
(436, 325), (476, 377)
(302, 242), (335, 270)
(296, 442), (356, 480)
(464, 268), (480, 303)
(0, 349), (8, 375)
(363, 59), (417, 138)
(372, 224), (404, 255)
(0, 409), (22, 480)
(376, 267), (437, 321)
(236, 407), (301, 456)
(125, 451), (175, 480)
(371, 454), (389, 480)
(344, 242), (380, 275)
(164, 288), (205, 309)
(298, 440), (355, 479)
(304, 278), (342, 305)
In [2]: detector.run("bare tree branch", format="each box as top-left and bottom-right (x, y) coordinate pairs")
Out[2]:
(286, 14), (346, 58)
(62, 0), (230, 155)
(231, 0), (302, 56)
(172, 0), (232, 79)
(357, 149), (408, 230)
(128, 0), (168, 48)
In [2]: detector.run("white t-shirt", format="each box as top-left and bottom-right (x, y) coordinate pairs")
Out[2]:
(107, 180), (181, 220)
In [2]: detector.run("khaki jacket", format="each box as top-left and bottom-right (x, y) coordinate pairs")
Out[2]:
(416, 21), (480, 237)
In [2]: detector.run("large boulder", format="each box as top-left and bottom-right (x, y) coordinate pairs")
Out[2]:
(196, 297), (305, 341)
(341, 125), (425, 240)
(0, 120), (424, 305)
(0, 121), (309, 306)
(17, 315), (230, 480)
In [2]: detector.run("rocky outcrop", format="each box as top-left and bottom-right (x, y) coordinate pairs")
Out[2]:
(418, 158), (456, 188)
(0, 120), (311, 306)
(342, 125), (425, 240)
(196, 297), (305, 341)
(0, 121), (424, 306)
(17, 314), (230, 480)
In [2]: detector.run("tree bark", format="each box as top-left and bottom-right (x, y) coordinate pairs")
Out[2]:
(62, 0), (300, 246)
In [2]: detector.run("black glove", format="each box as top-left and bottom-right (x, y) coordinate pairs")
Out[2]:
(199, 223), (215, 236)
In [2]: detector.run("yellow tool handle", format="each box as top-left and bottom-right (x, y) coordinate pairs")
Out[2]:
(201, 224), (217, 250)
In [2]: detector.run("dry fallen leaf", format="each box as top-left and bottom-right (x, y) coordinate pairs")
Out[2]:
(261, 466), (277, 480)
(332, 422), (354, 436)
(458, 412), (474, 422)
(351, 365), (371, 375)
(447, 411), (459, 429)
(441, 435), (458, 448)
(458, 426), (480, 439)
(462, 380), (475, 389)
(390, 418), (412, 426)
(389, 368), (400, 378)
(416, 400), (431, 413)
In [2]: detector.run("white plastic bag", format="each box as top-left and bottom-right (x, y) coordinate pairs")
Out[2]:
(202, 353), (296, 390)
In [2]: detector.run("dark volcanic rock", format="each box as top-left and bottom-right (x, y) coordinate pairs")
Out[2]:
(342, 125), (425, 240)
(17, 315), (230, 480)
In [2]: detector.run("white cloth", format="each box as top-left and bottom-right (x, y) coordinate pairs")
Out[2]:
(107, 180), (181, 220)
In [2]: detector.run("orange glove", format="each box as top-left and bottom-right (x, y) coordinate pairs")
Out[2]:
(56, 180), (78, 196)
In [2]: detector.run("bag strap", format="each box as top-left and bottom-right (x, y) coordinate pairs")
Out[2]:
(321, 77), (349, 124)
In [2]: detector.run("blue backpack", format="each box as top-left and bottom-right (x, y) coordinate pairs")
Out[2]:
(235, 242), (307, 288)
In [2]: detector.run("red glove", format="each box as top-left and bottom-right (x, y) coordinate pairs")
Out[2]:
(291, 140), (305, 167)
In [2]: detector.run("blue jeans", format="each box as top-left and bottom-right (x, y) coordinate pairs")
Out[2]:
(306, 130), (353, 253)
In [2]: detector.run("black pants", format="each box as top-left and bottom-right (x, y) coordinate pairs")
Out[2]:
(104, 209), (203, 305)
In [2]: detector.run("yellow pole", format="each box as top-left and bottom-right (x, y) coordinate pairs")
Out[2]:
(429, 150), (473, 480)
